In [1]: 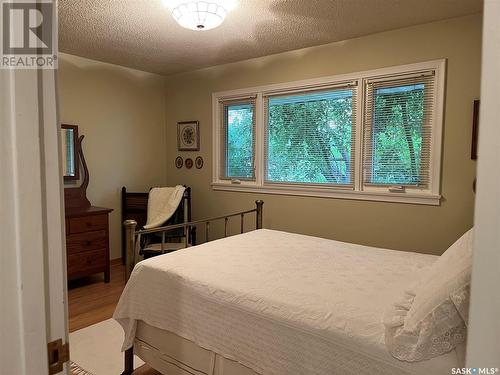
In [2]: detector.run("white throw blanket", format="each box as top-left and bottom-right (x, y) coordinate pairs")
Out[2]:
(143, 186), (185, 229)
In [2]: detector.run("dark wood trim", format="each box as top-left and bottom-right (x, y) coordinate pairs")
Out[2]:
(104, 213), (110, 283)
(61, 124), (80, 181)
(121, 187), (127, 265)
(185, 187), (196, 246)
(471, 99), (480, 160)
(64, 135), (91, 211)
(65, 206), (112, 218)
(122, 347), (134, 375)
(121, 187), (149, 263)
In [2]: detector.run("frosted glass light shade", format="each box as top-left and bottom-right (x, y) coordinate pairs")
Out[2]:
(164, 1), (232, 31)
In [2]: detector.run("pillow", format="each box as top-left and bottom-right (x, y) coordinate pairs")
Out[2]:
(384, 228), (473, 362)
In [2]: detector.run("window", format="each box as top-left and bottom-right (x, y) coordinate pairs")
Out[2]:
(363, 74), (434, 189)
(220, 99), (256, 180)
(213, 60), (445, 205)
(265, 86), (356, 186)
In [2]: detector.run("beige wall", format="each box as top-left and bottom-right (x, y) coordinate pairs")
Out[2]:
(58, 53), (167, 259)
(164, 14), (482, 255)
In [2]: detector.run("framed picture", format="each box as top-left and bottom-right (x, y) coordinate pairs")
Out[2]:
(471, 100), (480, 160)
(177, 121), (200, 151)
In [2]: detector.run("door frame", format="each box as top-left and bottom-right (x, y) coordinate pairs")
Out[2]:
(466, 0), (500, 367)
(0, 1), (69, 373)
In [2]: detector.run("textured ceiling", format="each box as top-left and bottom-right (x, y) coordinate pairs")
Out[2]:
(59, 0), (482, 75)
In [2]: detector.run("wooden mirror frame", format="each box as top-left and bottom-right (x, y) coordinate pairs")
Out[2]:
(61, 124), (80, 181)
(64, 134), (91, 211)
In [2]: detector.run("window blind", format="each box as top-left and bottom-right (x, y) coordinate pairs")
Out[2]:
(264, 84), (357, 186)
(363, 72), (435, 188)
(220, 98), (256, 180)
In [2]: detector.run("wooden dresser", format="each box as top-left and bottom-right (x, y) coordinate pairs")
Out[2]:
(63, 130), (113, 283)
(65, 206), (113, 282)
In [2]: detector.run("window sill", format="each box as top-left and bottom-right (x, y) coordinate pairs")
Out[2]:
(211, 182), (441, 206)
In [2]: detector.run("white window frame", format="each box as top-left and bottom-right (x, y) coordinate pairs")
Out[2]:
(219, 98), (257, 181)
(212, 59), (446, 205)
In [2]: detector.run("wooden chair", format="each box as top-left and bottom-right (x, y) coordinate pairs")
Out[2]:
(121, 186), (196, 263)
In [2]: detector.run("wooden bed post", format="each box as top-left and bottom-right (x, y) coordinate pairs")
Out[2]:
(123, 219), (137, 375)
(255, 200), (264, 229)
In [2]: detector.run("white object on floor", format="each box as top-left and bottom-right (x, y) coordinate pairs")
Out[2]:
(69, 319), (144, 375)
(144, 186), (185, 229)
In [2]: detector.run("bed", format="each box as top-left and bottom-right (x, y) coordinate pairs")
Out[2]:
(114, 202), (466, 375)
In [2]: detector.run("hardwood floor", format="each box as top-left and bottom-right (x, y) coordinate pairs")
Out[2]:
(68, 259), (125, 332)
(68, 259), (161, 374)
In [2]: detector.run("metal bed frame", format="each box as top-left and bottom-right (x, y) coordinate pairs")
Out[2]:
(121, 200), (264, 375)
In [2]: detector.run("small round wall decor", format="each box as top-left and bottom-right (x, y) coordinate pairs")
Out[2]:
(185, 158), (194, 169)
(195, 156), (204, 169)
(175, 156), (183, 169)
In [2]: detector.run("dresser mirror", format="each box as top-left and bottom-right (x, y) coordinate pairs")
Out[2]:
(62, 126), (113, 283)
(61, 124), (79, 181)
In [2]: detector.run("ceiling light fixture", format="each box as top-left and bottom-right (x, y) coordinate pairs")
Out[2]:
(163, 0), (235, 31)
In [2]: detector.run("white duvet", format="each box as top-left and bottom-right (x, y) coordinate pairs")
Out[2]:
(114, 229), (460, 375)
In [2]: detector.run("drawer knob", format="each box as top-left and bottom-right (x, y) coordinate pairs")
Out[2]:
(86, 222), (92, 227)
(84, 241), (91, 246)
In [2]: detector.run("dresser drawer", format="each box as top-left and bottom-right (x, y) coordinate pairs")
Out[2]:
(67, 249), (106, 277)
(66, 230), (107, 254)
(68, 214), (107, 234)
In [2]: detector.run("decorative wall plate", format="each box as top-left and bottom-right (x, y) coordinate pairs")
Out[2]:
(175, 156), (183, 169)
(185, 158), (194, 169)
(195, 156), (204, 169)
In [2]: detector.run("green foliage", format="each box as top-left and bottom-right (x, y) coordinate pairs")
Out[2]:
(371, 84), (425, 185)
(267, 91), (353, 184)
(224, 85), (426, 186)
(226, 104), (254, 178)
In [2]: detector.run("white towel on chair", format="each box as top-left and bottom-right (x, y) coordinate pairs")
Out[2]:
(143, 186), (186, 229)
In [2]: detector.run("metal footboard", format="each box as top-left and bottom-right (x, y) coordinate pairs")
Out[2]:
(123, 199), (264, 281)
(121, 200), (263, 375)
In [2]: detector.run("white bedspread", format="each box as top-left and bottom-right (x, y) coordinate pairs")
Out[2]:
(114, 229), (460, 375)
